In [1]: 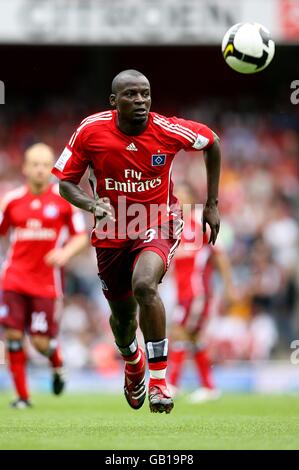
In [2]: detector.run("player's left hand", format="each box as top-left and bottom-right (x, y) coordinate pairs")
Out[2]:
(203, 202), (220, 245)
(45, 248), (69, 267)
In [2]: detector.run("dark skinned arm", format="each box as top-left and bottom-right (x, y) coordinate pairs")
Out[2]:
(59, 180), (115, 222)
(202, 134), (221, 245)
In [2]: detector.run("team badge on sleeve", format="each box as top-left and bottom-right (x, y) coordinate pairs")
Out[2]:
(151, 154), (166, 166)
(192, 134), (210, 150)
(54, 147), (72, 171)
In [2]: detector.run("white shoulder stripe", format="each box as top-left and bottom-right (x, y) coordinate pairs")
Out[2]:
(0, 186), (27, 211)
(68, 131), (76, 146)
(173, 123), (197, 139)
(154, 116), (197, 140)
(69, 132), (77, 147)
(69, 114), (113, 147)
(155, 115), (197, 137)
(78, 115), (113, 132)
(81, 111), (112, 124)
(153, 117), (196, 142)
(153, 118), (194, 143)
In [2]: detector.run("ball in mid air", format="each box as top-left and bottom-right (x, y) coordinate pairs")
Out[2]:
(222, 22), (275, 74)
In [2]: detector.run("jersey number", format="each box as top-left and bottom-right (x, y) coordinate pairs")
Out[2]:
(143, 229), (156, 243)
(31, 312), (48, 333)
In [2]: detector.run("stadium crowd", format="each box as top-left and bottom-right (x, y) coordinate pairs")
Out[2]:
(0, 100), (298, 370)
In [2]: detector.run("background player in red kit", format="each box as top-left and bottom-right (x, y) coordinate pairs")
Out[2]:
(168, 183), (235, 403)
(0, 143), (88, 408)
(52, 69), (221, 414)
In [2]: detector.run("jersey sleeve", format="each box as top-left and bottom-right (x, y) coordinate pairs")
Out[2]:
(65, 204), (87, 236)
(0, 199), (11, 235)
(52, 124), (90, 184)
(165, 115), (216, 152)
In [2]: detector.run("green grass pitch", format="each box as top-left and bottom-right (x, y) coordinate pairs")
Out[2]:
(0, 393), (298, 449)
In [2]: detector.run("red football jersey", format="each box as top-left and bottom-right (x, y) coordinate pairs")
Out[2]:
(0, 184), (86, 298)
(173, 215), (215, 303)
(52, 110), (215, 247)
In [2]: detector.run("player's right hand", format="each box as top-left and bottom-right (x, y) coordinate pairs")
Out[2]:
(202, 202), (220, 245)
(91, 197), (115, 222)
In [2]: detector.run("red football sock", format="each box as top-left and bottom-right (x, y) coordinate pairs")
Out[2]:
(148, 360), (167, 388)
(194, 349), (214, 389)
(168, 348), (186, 387)
(121, 348), (144, 372)
(7, 349), (29, 401)
(49, 346), (63, 369)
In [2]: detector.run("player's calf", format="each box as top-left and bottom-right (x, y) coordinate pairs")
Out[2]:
(6, 336), (30, 404)
(31, 336), (65, 396)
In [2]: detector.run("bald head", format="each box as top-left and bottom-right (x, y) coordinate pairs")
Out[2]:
(111, 69), (149, 94)
(23, 143), (55, 190)
(24, 143), (55, 164)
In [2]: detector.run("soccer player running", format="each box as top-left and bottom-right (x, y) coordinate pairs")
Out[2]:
(52, 69), (221, 414)
(168, 183), (235, 403)
(0, 143), (88, 409)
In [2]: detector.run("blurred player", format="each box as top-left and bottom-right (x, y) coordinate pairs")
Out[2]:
(52, 69), (221, 414)
(168, 183), (235, 403)
(0, 143), (88, 409)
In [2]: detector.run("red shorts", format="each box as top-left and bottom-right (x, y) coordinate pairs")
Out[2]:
(173, 296), (211, 334)
(0, 290), (60, 337)
(96, 224), (182, 301)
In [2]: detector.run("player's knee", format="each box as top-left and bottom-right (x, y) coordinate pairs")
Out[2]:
(30, 335), (49, 353)
(5, 328), (23, 342)
(133, 278), (157, 304)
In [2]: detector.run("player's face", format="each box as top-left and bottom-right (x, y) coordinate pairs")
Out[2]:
(23, 152), (54, 186)
(110, 77), (151, 124)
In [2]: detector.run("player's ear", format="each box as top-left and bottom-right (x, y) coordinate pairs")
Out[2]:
(109, 94), (116, 107)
